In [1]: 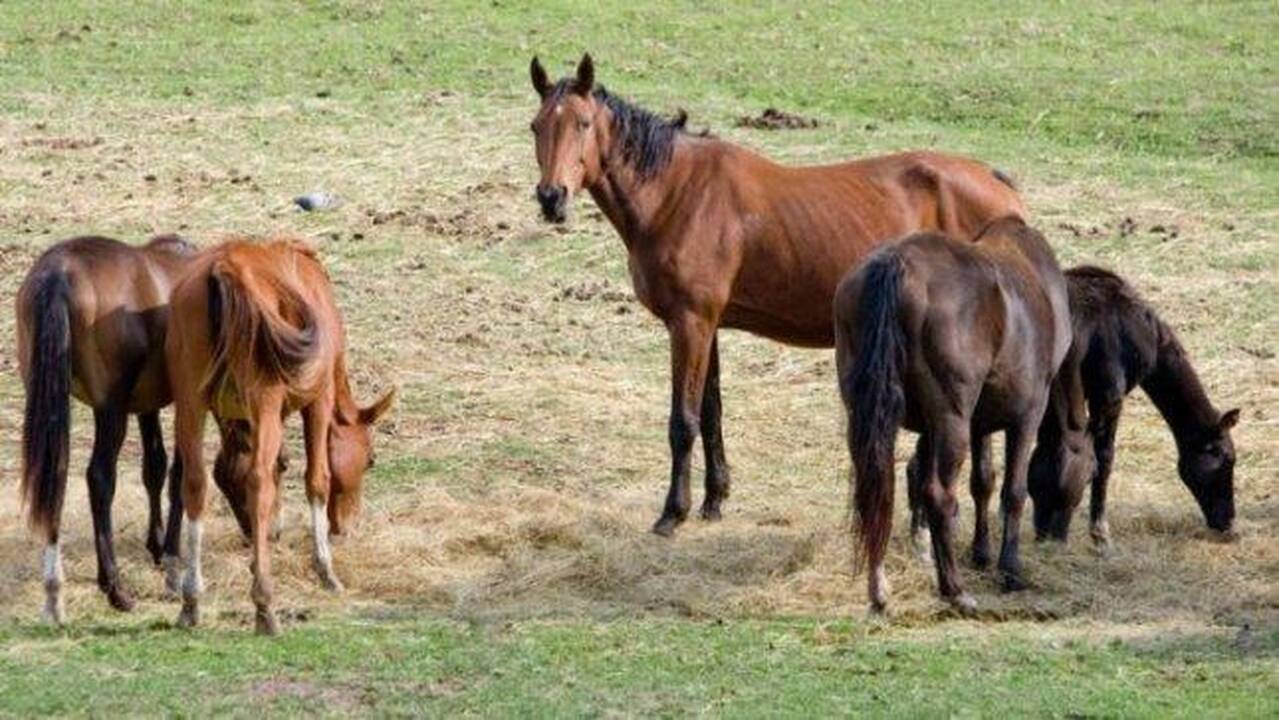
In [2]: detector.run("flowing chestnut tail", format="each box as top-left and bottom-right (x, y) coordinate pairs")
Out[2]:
(21, 273), (73, 537)
(840, 250), (907, 574)
(203, 258), (323, 404)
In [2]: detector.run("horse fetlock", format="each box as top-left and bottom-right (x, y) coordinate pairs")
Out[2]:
(947, 592), (978, 616)
(1090, 520), (1111, 547)
(177, 597), (200, 628)
(162, 554), (182, 597)
(869, 567), (891, 613)
(912, 527), (935, 566)
(255, 607), (280, 636)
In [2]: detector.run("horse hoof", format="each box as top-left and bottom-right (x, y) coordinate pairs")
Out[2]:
(176, 602), (200, 629)
(42, 600), (65, 626)
(868, 599), (889, 616)
(320, 573), (345, 593)
(699, 505), (722, 522)
(970, 547), (991, 570)
(947, 593), (978, 615)
(255, 610), (281, 636)
(651, 515), (684, 537)
(107, 587), (136, 613)
(1000, 573), (1028, 593)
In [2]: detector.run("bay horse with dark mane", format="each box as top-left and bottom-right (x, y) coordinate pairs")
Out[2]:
(836, 218), (1089, 612)
(1028, 265), (1239, 544)
(18, 234), (200, 621)
(529, 54), (1026, 536)
(166, 237), (392, 635)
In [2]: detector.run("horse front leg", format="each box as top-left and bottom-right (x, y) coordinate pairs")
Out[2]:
(699, 334), (730, 521)
(906, 435), (933, 565)
(302, 391), (343, 592)
(1088, 402), (1122, 548)
(87, 406), (133, 611)
(652, 313), (716, 537)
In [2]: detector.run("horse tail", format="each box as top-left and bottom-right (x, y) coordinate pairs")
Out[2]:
(840, 249), (908, 574)
(20, 272), (73, 538)
(202, 257), (323, 404)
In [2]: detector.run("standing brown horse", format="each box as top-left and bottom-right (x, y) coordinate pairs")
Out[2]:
(1028, 265), (1239, 544)
(836, 218), (1086, 612)
(17, 235), (198, 621)
(529, 54), (1026, 536)
(166, 237), (392, 635)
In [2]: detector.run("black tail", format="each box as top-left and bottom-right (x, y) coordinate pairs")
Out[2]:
(839, 250), (907, 572)
(21, 273), (73, 538)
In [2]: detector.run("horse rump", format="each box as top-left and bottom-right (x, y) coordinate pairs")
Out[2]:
(202, 255), (324, 403)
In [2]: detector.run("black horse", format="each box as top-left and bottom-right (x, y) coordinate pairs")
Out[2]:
(1028, 265), (1239, 544)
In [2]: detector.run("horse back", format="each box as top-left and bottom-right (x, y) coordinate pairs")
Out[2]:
(17, 236), (186, 410)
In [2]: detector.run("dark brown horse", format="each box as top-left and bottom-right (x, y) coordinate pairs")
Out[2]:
(529, 54), (1026, 536)
(836, 218), (1087, 613)
(166, 237), (392, 635)
(1028, 265), (1239, 544)
(17, 235), (199, 621)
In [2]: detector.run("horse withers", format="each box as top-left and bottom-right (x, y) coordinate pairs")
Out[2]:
(165, 236), (392, 635)
(836, 218), (1091, 613)
(1028, 266), (1239, 545)
(529, 53), (1026, 536)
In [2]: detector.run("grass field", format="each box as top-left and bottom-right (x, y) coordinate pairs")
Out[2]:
(0, 1), (1276, 716)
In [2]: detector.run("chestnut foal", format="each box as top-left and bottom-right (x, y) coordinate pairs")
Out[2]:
(165, 237), (392, 635)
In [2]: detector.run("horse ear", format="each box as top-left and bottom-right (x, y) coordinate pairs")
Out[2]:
(359, 389), (396, 426)
(574, 53), (594, 95)
(530, 56), (550, 98)
(1219, 408), (1240, 431)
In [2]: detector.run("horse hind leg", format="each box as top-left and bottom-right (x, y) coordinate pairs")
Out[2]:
(699, 335), (730, 522)
(138, 412), (168, 566)
(87, 406), (134, 611)
(922, 417), (976, 613)
(997, 421), (1039, 592)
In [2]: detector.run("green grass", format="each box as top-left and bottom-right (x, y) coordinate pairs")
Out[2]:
(2, 616), (1275, 717)
(0, 1), (1275, 716)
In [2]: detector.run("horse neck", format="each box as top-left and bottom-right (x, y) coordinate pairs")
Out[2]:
(586, 139), (697, 250)
(1140, 325), (1218, 447)
(331, 352), (360, 422)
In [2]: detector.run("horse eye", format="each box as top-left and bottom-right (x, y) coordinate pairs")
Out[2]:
(578, 118), (591, 129)
(529, 122), (537, 134)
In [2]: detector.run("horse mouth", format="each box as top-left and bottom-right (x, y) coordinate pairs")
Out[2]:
(539, 205), (567, 224)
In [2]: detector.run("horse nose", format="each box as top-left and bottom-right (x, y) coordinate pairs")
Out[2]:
(536, 184), (567, 222)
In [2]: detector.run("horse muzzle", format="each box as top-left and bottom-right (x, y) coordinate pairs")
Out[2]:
(536, 184), (569, 224)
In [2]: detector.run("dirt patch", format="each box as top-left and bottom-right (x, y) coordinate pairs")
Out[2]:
(735, 108), (819, 130)
(20, 136), (103, 151)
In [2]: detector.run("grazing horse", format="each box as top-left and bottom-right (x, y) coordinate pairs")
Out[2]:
(1028, 265), (1239, 544)
(528, 53), (1026, 536)
(166, 237), (392, 635)
(836, 218), (1086, 612)
(17, 235), (281, 623)
(18, 234), (199, 621)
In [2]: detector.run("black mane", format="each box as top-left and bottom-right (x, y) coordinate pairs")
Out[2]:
(551, 80), (691, 178)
